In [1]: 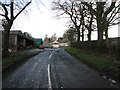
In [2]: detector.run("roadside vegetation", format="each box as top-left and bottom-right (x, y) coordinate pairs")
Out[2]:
(63, 47), (120, 83)
(2, 52), (39, 72)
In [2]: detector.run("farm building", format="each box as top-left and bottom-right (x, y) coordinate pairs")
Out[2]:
(2, 30), (34, 52)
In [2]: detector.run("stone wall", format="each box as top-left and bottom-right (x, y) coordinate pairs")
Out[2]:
(9, 34), (17, 52)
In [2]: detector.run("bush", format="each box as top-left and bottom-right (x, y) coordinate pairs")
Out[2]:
(71, 39), (120, 62)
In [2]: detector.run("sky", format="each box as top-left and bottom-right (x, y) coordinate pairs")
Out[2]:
(12, 0), (69, 39)
(4, 0), (119, 39)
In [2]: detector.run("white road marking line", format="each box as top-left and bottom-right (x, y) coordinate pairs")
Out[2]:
(32, 63), (38, 70)
(49, 52), (53, 60)
(65, 51), (71, 57)
(48, 64), (52, 90)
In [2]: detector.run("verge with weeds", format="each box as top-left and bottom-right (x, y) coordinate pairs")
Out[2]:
(2, 52), (39, 72)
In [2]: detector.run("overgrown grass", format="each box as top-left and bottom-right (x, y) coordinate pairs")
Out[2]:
(63, 47), (120, 82)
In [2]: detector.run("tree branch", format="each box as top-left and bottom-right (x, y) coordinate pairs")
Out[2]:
(104, 1), (116, 18)
(0, 3), (9, 21)
(0, 14), (5, 17)
(14, 1), (31, 20)
(81, 2), (98, 17)
(108, 4), (120, 23)
(10, 1), (14, 20)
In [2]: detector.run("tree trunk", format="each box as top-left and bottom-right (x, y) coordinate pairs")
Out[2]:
(105, 26), (112, 55)
(98, 29), (103, 42)
(88, 30), (91, 43)
(97, 19), (104, 52)
(76, 27), (80, 42)
(88, 13), (93, 43)
(96, 2), (104, 46)
(3, 22), (13, 58)
(3, 28), (10, 58)
(97, 19), (103, 42)
(81, 26), (84, 42)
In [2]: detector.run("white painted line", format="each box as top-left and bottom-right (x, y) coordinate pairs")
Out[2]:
(32, 63), (38, 70)
(48, 64), (52, 90)
(49, 52), (53, 60)
(65, 51), (71, 57)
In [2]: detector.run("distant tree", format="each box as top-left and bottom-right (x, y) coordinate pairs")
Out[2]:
(51, 33), (57, 42)
(44, 34), (49, 42)
(0, 0), (31, 57)
(63, 27), (76, 43)
(58, 37), (63, 43)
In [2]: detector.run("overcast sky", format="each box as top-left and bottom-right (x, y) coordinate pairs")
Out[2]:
(11, 0), (69, 39)
(10, 0), (119, 39)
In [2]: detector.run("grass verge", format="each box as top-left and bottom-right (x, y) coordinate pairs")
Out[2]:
(2, 52), (40, 73)
(2, 52), (40, 79)
(63, 47), (120, 83)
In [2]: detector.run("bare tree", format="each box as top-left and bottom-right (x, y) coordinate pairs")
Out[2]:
(0, 0), (31, 57)
(81, 3), (96, 43)
(52, 0), (82, 41)
(82, 0), (120, 54)
(51, 33), (57, 42)
(63, 27), (76, 44)
(52, 0), (97, 42)
(82, 0), (119, 41)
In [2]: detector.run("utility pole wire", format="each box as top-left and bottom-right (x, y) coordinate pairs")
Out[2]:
(38, 0), (52, 14)
(34, 0), (42, 14)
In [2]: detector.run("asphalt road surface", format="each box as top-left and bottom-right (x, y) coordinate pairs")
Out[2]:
(2, 48), (120, 89)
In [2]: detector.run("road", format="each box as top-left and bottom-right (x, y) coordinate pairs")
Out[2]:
(2, 48), (119, 89)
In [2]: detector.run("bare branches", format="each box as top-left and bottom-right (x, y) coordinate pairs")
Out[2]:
(10, 1), (14, 20)
(52, 0), (81, 26)
(81, 2), (98, 17)
(108, 4), (120, 24)
(52, 0), (83, 41)
(104, 1), (116, 19)
(52, 0), (119, 42)
(14, 1), (31, 20)
(0, 3), (9, 20)
(0, 0), (31, 20)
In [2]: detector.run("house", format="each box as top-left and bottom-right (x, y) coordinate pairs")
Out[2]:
(34, 38), (43, 47)
(51, 40), (59, 48)
(2, 30), (34, 52)
(59, 42), (69, 47)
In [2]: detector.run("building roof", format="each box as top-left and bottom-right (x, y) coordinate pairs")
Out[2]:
(34, 38), (43, 41)
(52, 40), (59, 44)
(10, 30), (22, 34)
(10, 30), (34, 41)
